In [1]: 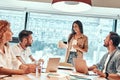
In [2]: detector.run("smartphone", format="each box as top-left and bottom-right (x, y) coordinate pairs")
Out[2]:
(63, 41), (67, 44)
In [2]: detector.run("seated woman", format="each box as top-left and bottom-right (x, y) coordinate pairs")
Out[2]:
(0, 20), (36, 75)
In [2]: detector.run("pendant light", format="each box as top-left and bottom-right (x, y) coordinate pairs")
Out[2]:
(52, 0), (92, 12)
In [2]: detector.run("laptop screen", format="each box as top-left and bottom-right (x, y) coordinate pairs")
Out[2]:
(73, 58), (88, 74)
(45, 58), (60, 73)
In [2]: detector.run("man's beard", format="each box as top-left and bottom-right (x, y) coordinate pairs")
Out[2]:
(25, 44), (32, 47)
(103, 43), (108, 47)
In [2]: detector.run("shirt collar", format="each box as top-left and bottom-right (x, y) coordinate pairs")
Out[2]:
(78, 34), (84, 39)
(17, 43), (26, 51)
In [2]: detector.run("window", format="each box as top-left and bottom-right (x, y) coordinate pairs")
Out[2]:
(83, 18), (113, 65)
(117, 19), (120, 47)
(0, 10), (25, 37)
(117, 19), (120, 34)
(27, 13), (114, 66)
(0, 9), (114, 66)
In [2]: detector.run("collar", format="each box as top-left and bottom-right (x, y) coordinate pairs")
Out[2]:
(17, 43), (26, 51)
(0, 46), (7, 55)
(108, 48), (117, 56)
(76, 34), (84, 39)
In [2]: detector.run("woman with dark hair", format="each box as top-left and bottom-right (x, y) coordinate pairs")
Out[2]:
(65, 20), (88, 65)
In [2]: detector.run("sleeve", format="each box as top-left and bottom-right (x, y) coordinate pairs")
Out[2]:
(0, 62), (3, 68)
(10, 47), (22, 69)
(95, 54), (107, 70)
(117, 63), (120, 76)
(116, 53), (120, 76)
(84, 36), (88, 51)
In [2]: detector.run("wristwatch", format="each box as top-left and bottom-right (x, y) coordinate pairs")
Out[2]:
(105, 72), (109, 79)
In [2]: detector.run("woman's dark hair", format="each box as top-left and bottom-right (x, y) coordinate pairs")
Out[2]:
(19, 30), (33, 42)
(109, 31), (120, 47)
(68, 20), (83, 42)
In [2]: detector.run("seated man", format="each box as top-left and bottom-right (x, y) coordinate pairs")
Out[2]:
(88, 32), (120, 80)
(12, 30), (43, 64)
(0, 20), (36, 76)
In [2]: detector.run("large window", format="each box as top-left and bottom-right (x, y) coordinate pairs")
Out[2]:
(117, 19), (120, 34)
(83, 18), (113, 65)
(0, 10), (25, 37)
(0, 9), (115, 66)
(27, 13), (114, 66)
(117, 19), (120, 47)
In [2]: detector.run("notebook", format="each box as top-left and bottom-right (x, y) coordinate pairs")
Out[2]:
(43, 58), (60, 73)
(73, 58), (88, 74)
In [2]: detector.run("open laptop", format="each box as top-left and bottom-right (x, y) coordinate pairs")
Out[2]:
(73, 58), (88, 74)
(43, 58), (60, 73)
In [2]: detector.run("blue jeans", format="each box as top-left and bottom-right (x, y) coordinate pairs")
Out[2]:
(67, 51), (77, 65)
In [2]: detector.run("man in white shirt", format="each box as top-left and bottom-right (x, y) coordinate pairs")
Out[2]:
(12, 30), (36, 64)
(12, 30), (43, 64)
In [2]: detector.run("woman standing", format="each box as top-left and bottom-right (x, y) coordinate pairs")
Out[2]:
(65, 20), (88, 65)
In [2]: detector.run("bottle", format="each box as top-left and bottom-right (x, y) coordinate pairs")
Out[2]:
(35, 61), (41, 77)
(40, 62), (43, 73)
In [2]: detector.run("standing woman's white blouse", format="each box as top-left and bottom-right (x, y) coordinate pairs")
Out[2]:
(70, 39), (77, 52)
(0, 46), (21, 69)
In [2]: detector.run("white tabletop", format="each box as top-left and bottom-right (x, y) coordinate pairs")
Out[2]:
(2, 69), (106, 80)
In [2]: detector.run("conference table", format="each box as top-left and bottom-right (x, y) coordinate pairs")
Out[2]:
(1, 68), (106, 80)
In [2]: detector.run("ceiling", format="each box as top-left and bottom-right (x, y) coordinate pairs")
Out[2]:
(0, 0), (120, 19)
(22, 0), (120, 8)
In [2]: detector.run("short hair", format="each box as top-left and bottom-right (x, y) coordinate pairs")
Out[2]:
(18, 30), (33, 42)
(109, 31), (120, 47)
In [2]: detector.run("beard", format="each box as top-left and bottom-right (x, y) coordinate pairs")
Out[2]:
(103, 44), (107, 47)
(103, 43), (109, 47)
(25, 43), (32, 47)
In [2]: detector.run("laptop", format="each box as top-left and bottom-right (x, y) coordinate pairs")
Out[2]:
(43, 58), (60, 73)
(73, 58), (88, 74)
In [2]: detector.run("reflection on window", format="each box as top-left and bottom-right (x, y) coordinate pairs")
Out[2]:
(84, 19), (113, 65)
(0, 10), (25, 37)
(27, 13), (114, 65)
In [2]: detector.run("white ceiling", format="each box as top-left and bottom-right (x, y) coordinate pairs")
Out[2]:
(0, 0), (120, 19)
(22, 0), (120, 8)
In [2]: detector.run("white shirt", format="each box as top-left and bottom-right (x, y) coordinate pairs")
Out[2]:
(0, 46), (21, 69)
(70, 39), (77, 52)
(102, 54), (111, 73)
(12, 43), (32, 64)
